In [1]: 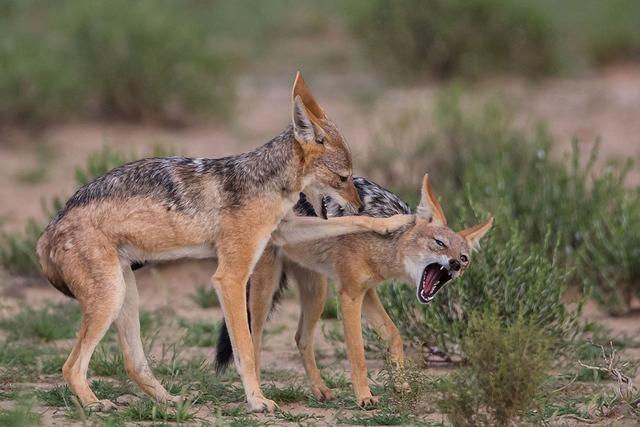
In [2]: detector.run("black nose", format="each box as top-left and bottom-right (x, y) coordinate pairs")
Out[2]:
(449, 259), (461, 271)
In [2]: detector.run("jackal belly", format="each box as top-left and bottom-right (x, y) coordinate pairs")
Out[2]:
(118, 242), (217, 264)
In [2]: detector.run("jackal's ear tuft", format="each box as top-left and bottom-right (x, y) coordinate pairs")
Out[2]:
(459, 216), (493, 252)
(292, 71), (325, 120)
(416, 174), (447, 226)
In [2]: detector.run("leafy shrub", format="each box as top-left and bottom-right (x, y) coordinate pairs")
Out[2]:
(436, 311), (552, 426)
(379, 226), (577, 355)
(583, 192), (640, 315)
(366, 90), (632, 262)
(0, 0), (234, 124)
(366, 91), (638, 326)
(346, 0), (640, 79)
(346, 0), (556, 79)
(0, 146), (173, 274)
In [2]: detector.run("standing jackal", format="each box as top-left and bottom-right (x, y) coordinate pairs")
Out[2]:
(36, 73), (412, 412)
(216, 174), (492, 407)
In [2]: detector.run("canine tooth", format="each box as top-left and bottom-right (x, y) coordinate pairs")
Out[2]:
(440, 265), (444, 271)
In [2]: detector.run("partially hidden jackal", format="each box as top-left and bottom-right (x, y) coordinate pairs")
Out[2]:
(216, 174), (492, 407)
(36, 72), (413, 412)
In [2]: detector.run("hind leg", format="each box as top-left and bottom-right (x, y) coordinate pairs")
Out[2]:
(287, 263), (334, 401)
(248, 245), (283, 383)
(115, 265), (177, 404)
(62, 256), (125, 411)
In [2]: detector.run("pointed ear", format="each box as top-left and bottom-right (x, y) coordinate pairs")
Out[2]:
(459, 217), (494, 252)
(292, 71), (325, 120)
(416, 174), (447, 226)
(292, 95), (318, 143)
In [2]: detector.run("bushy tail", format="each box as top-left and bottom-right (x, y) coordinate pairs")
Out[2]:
(214, 272), (288, 373)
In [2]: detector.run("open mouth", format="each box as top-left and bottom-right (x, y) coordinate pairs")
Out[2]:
(417, 263), (453, 304)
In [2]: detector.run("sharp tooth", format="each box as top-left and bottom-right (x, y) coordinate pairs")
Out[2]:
(440, 265), (444, 271)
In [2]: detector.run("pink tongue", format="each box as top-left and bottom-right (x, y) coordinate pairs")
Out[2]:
(421, 267), (440, 298)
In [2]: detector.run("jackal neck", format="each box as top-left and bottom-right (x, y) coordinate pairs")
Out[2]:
(205, 125), (306, 205)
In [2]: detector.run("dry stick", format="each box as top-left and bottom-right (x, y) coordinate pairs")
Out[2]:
(577, 342), (639, 419)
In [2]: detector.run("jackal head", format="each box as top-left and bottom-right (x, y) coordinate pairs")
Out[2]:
(290, 72), (361, 214)
(402, 175), (493, 304)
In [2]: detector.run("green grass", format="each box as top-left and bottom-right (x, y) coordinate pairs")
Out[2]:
(275, 410), (321, 423)
(179, 319), (219, 347)
(337, 412), (408, 426)
(190, 285), (219, 309)
(89, 344), (127, 380)
(0, 398), (42, 427)
(0, 304), (81, 342)
(263, 383), (307, 404)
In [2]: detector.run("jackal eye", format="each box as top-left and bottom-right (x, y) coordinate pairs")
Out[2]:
(435, 239), (446, 248)
(460, 254), (468, 263)
(338, 174), (348, 183)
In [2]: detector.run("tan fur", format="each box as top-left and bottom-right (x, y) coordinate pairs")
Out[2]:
(248, 176), (493, 407)
(36, 72), (413, 413)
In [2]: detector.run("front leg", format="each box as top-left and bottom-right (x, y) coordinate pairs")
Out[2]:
(362, 288), (404, 366)
(362, 288), (409, 393)
(339, 286), (378, 408)
(212, 228), (277, 413)
(272, 213), (414, 245)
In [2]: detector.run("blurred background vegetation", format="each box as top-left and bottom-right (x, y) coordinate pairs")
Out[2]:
(1, 1), (639, 425)
(0, 0), (638, 125)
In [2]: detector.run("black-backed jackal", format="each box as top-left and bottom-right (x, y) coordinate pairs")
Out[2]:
(36, 73), (412, 412)
(216, 174), (492, 407)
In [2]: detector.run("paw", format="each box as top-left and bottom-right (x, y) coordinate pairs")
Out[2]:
(357, 395), (379, 409)
(311, 384), (335, 401)
(376, 215), (414, 235)
(247, 396), (278, 413)
(165, 394), (187, 406)
(85, 399), (117, 412)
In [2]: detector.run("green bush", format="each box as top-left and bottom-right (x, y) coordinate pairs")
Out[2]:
(371, 91), (640, 349)
(583, 192), (640, 315)
(0, 0), (234, 124)
(346, 0), (556, 79)
(436, 311), (552, 426)
(346, 0), (640, 79)
(379, 226), (576, 355)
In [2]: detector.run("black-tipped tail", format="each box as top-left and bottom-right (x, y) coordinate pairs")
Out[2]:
(214, 273), (288, 373)
(215, 320), (234, 373)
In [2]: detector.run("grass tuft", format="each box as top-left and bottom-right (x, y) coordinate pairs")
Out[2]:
(190, 285), (219, 309)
